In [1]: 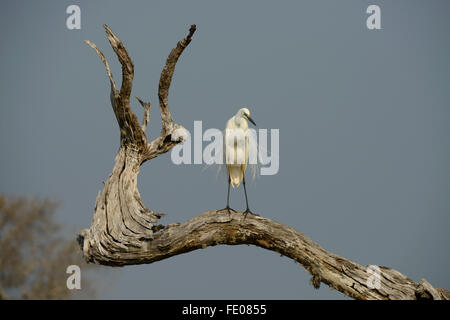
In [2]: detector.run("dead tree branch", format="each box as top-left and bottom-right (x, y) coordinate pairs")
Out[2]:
(78, 25), (449, 300)
(135, 96), (151, 132)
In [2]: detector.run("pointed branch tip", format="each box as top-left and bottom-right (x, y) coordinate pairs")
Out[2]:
(84, 39), (118, 95)
(188, 24), (196, 37)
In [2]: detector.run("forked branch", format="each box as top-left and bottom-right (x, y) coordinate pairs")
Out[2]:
(78, 25), (449, 300)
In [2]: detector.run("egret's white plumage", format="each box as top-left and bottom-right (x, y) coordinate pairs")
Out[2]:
(225, 108), (252, 187)
(222, 107), (257, 216)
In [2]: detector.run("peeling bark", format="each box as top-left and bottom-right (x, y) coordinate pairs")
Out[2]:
(78, 25), (449, 300)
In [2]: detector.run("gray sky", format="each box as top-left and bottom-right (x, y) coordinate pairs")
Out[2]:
(1, 0), (449, 299)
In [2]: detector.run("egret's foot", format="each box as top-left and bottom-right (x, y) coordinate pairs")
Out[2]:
(243, 208), (259, 219)
(220, 206), (237, 216)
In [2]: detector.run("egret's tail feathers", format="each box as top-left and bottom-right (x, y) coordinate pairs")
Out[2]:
(229, 166), (243, 188)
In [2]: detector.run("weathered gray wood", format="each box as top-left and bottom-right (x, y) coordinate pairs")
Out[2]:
(78, 25), (449, 300)
(135, 96), (151, 132)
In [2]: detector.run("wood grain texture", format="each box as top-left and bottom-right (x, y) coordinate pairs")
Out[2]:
(79, 25), (449, 300)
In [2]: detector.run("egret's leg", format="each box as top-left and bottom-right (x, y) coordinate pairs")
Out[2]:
(243, 175), (259, 218)
(220, 176), (236, 215)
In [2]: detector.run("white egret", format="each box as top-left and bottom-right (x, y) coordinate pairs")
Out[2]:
(221, 107), (258, 217)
